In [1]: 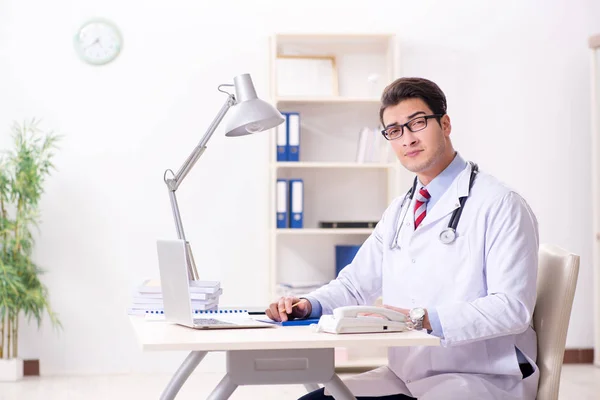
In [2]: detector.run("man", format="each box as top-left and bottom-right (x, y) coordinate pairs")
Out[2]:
(266, 77), (539, 400)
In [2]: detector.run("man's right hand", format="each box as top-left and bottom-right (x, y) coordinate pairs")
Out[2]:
(265, 296), (312, 322)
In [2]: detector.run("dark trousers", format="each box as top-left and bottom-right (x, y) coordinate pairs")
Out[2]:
(298, 389), (415, 400)
(298, 363), (534, 400)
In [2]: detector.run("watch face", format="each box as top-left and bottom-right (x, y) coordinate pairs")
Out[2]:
(410, 307), (425, 320)
(74, 19), (122, 65)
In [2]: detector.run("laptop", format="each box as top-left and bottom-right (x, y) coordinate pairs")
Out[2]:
(156, 239), (273, 330)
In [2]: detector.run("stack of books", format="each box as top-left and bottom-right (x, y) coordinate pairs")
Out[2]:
(128, 278), (222, 315)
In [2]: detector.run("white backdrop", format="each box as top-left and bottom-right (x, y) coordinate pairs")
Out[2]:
(0, 0), (598, 375)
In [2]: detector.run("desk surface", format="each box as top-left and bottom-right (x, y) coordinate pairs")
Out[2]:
(129, 316), (440, 352)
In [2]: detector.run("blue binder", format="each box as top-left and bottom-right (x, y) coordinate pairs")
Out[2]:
(289, 179), (303, 229)
(276, 179), (288, 228)
(259, 318), (320, 326)
(335, 245), (361, 276)
(277, 112), (289, 161)
(287, 112), (300, 162)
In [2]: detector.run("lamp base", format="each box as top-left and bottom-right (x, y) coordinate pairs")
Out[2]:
(185, 241), (200, 281)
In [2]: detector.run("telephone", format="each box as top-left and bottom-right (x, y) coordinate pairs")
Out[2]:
(315, 305), (410, 334)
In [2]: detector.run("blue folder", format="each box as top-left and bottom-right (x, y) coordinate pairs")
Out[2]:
(289, 179), (303, 229)
(287, 112), (300, 162)
(277, 112), (289, 161)
(259, 318), (320, 326)
(335, 245), (361, 276)
(276, 179), (289, 228)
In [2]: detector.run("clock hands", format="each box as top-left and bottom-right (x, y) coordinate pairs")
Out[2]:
(84, 37), (100, 50)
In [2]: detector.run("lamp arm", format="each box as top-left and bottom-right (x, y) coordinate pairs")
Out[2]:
(163, 93), (236, 242)
(166, 93), (236, 191)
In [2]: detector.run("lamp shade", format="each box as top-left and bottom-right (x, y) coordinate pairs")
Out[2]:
(224, 73), (285, 137)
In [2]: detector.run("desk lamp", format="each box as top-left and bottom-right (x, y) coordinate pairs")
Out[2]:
(163, 73), (284, 281)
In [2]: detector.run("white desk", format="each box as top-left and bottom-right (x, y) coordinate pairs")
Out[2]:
(129, 316), (440, 400)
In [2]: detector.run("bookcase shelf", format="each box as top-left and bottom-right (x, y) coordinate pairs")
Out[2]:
(273, 162), (397, 169)
(267, 32), (405, 370)
(276, 96), (381, 104)
(275, 228), (374, 236)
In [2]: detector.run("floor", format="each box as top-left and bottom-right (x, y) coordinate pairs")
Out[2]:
(0, 365), (598, 399)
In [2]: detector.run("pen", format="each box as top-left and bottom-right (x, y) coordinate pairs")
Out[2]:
(279, 300), (303, 313)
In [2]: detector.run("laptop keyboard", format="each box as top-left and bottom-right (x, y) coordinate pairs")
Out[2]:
(192, 318), (236, 326)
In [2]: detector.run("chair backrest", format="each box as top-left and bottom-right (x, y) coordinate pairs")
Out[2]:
(533, 244), (580, 400)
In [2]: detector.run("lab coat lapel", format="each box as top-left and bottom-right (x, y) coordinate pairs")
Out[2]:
(416, 163), (471, 231)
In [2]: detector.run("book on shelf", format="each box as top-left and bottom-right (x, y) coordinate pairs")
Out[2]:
(276, 178), (304, 229)
(276, 179), (289, 228)
(318, 221), (378, 229)
(276, 111), (300, 162)
(335, 245), (361, 276)
(289, 179), (304, 229)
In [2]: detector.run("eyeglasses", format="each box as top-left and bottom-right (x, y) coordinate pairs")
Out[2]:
(381, 114), (443, 141)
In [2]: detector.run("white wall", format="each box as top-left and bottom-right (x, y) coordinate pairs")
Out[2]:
(0, 0), (598, 375)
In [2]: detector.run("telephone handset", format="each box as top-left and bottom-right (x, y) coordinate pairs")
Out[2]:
(316, 305), (410, 334)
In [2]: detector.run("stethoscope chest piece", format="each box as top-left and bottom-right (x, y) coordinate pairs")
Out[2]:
(439, 228), (457, 244)
(390, 161), (478, 249)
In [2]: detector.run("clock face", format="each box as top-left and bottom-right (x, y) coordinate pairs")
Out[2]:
(74, 19), (122, 65)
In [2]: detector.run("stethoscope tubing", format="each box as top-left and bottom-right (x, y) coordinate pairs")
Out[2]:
(390, 162), (478, 249)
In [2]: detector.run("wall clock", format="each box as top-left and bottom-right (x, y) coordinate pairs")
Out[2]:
(74, 18), (123, 65)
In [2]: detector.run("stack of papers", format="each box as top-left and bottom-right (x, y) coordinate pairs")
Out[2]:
(128, 278), (222, 315)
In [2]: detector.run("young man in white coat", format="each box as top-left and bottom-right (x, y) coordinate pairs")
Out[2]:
(266, 77), (540, 400)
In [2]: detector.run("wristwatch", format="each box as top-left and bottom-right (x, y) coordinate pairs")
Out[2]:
(409, 307), (426, 330)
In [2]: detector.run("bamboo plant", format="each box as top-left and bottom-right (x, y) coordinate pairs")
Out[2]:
(0, 119), (61, 360)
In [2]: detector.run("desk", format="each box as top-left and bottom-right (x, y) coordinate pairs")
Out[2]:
(129, 316), (440, 400)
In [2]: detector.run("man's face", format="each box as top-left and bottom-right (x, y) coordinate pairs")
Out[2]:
(382, 98), (451, 174)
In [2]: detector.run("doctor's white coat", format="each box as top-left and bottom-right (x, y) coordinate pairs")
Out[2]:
(307, 162), (540, 400)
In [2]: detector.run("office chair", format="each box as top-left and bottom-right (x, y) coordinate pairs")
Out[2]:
(533, 244), (580, 400)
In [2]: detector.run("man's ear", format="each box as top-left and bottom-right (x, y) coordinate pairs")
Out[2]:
(441, 114), (451, 136)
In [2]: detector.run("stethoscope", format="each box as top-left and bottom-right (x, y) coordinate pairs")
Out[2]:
(390, 161), (479, 248)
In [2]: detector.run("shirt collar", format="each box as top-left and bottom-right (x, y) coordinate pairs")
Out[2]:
(417, 152), (467, 209)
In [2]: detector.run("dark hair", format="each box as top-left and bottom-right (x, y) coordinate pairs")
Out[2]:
(379, 77), (447, 125)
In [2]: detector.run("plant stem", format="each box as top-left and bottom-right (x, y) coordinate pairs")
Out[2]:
(13, 197), (22, 258)
(6, 313), (11, 359)
(12, 314), (17, 358)
(0, 314), (4, 359)
(0, 196), (6, 258)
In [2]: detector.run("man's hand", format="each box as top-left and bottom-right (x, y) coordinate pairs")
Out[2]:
(383, 305), (431, 330)
(266, 297), (312, 322)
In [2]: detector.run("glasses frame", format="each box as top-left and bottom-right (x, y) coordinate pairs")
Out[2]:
(381, 114), (444, 141)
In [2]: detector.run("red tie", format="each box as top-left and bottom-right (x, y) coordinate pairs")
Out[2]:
(414, 187), (430, 229)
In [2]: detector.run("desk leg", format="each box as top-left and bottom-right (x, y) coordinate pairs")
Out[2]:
(324, 374), (357, 400)
(206, 374), (238, 400)
(160, 350), (207, 400)
(304, 383), (321, 392)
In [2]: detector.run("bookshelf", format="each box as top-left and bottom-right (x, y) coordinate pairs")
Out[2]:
(267, 33), (405, 370)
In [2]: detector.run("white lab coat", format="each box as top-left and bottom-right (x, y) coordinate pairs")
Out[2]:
(308, 162), (540, 399)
